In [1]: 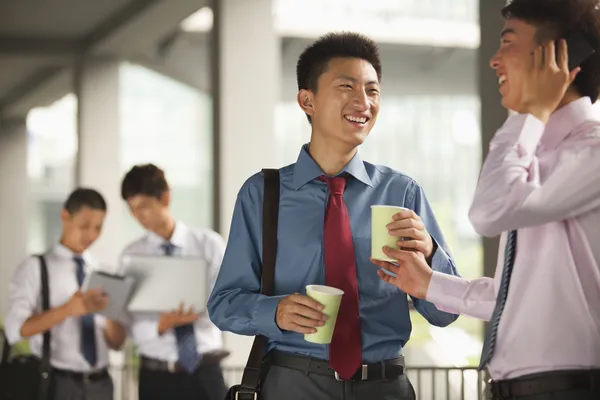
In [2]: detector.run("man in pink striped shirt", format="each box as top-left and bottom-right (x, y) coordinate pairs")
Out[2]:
(371, 0), (600, 399)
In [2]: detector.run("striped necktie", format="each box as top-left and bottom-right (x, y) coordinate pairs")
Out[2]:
(478, 230), (518, 370)
(74, 256), (97, 367)
(161, 242), (202, 373)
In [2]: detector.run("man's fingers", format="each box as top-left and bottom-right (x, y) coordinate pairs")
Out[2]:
(546, 40), (558, 70)
(377, 269), (397, 285)
(290, 314), (325, 328)
(286, 323), (317, 335)
(555, 38), (568, 71)
(387, 217), (423, 230)
(370, 258), (399, 274)
(397, 240), (426, 254)
(569, 66), (581, 83)
(532, 45), (543, 70)
(392, 209), (419, 221)
(388, 227), (424, 239)
(96, 299), (109, 310)
(375, 260), (400, 275)
(182, 313), (200, 323)
(382, 246), (422, 263)
(290, 294), (324, 312)
(289, 303), (328, 322)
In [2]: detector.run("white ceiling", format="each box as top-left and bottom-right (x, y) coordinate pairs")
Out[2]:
(0, 0), (128, 37)
(0, 0), (207, 119)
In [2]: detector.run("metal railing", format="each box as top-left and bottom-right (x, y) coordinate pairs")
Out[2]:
(111, 363), (488, 400)
(1, 331), (487, 399)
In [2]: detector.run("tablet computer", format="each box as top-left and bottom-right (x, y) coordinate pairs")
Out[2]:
(81, 270), (135, 321)
(120, 255), (210, 313)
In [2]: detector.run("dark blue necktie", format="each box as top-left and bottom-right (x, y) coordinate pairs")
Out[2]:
(478, 230), (518, 370)
(161, 242), (202, 374)
(74, 256), (97, 367)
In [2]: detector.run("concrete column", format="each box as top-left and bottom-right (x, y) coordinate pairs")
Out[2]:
(479, 0), (508, 387)
(479, 1), (507, 279)
(213, 0), (281, 368)
(75, 60), (130, 400)
(75, 60), (126, 268)
(0, 118), (29, 318)
(216, 0), (281, 236)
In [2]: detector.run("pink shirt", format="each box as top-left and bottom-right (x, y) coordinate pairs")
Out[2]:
(426, 97), (600, 380)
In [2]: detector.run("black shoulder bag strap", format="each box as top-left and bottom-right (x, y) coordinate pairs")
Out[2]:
(1, 331), (11, 366)
(237, 168), (280, 400)
(37, 254), (52, 400)
(0, 255), (52, 400)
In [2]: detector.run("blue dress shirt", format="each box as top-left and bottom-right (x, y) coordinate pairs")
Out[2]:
(208, 144), (460, 362)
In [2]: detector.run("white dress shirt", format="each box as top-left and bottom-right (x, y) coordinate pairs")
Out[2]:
(120, 221), (225, 361)
(426, 97), (600, 380)
(4, 244), (110, 372)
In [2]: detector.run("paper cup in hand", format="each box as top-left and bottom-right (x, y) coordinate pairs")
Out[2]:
(371, 205), (409, 262)
(304, 285), (344, 344)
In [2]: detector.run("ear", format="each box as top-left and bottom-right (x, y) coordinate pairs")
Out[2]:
(297, 89), (315, 118)
(160, 191), (171, 207)
(60, 209), (70, 224)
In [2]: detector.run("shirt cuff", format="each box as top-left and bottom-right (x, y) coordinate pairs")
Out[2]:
(95, 314), (107, 329)
(428, 237), (450, 272)
(253, 295), (286, 341)
(425, 271), (470, 315)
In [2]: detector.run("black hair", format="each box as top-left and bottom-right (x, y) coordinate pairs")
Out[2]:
(121, 163), (169, 201)
(63, 188), (107, 214)
(296, 32), (382, 122)
(502, 0), (600, 102)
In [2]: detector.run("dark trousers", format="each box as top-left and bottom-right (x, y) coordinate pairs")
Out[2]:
(488, 369), (600, 400)
(49, 372), (113, 400)
(139, 363), (227, 400)
(260, 364), (416, 400)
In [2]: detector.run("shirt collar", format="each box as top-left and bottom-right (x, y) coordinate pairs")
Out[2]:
(52, 243), (93, 264)
(147, 220), (188, 249)
(541, 97), (594, 150)
(292, 143), (373, 190)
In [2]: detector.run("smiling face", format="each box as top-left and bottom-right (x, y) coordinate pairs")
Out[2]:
(61, 206), (105, 253)
(490, 18), (540, 111)
(298, 57), (381, 150)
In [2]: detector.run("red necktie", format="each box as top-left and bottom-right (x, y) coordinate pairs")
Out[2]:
(321, 175), (362, 379)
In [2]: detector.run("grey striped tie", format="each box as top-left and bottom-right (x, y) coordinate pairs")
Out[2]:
(478, 230), (518, 371)
(161, 242), (202, 373)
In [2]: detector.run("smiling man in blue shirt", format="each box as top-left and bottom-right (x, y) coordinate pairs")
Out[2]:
(208, 32), (460, 400)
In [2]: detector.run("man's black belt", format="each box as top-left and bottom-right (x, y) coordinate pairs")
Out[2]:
(490, 369), (600, 399)
(140, 350), (229, 373)
(52, 367), (110, 383)
(266, 350), (405, 382)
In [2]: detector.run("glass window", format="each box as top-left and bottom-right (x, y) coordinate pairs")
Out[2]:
(26, 94), (78, 252)
(119, 63), (214, 238)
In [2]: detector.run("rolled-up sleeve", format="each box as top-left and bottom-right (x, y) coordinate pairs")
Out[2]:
(4, 257), (41, 344)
